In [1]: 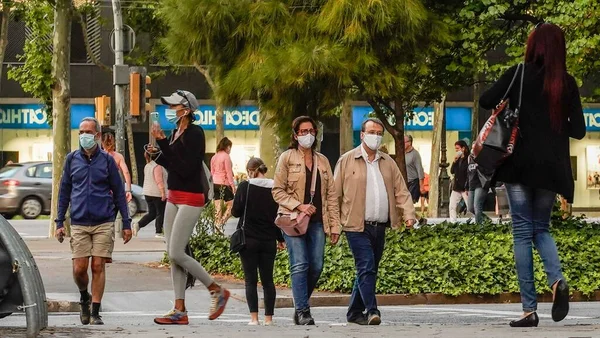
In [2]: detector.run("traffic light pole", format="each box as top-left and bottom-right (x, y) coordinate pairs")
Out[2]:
(111, 0), (126, 154)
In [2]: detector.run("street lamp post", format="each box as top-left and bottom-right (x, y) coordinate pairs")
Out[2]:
(438, 98), (450, 218)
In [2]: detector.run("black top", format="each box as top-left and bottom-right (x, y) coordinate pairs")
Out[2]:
(231, 179), (283, 242)
(451, 156), (469, 192)
(480, 63), (586, 202)
(304, 166), (323, 223)
(155, 124), (206, 193)
(467, 155), (482, 191)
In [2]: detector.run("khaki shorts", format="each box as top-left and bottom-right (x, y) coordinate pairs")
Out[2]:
(70, 222), (115, 259)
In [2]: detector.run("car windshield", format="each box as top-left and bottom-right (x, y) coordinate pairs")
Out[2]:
(0, 166), (20, 179)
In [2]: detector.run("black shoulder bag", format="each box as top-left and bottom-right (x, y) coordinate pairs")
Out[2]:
(229, 182), (249, 253)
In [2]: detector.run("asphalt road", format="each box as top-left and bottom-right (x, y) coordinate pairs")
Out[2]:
(1, 301), (600, 337)
(4, 219), (600, 337)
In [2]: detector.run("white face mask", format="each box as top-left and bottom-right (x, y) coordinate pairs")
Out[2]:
(297, 134), (315, 149)
(456, 150), (463, 157)
(363, 134), (382, 151)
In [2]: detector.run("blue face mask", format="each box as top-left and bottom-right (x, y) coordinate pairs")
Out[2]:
(79, 133), (97, 150)
(165, 108), (188, 124)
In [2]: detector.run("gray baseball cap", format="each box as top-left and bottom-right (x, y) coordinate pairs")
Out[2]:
(160, 90), (199, 111)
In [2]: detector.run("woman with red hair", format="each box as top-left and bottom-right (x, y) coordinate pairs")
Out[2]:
(480, 23), (585, 327)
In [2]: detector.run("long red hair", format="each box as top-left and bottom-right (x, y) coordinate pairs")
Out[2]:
(525, 23), (568, 132)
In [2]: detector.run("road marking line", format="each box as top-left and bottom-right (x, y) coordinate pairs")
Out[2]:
(409, 307), (592, 320)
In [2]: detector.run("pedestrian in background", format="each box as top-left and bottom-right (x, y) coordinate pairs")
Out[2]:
(449, 140), (470, 222)
(232, 157), (284, 326)
(151, 90), (230, 325)
(55, 117), (132, 326)
(133, 146), (167, 238)
(211, 137), (236, 233)
(272, 116), (340, 325)
(480, 23), (585, 327)
(467, 153), (487, 224)
(335, 118), (417, 326)
(404, 135), (425, 204)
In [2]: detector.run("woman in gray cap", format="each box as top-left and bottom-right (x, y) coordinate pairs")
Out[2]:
(151, 90), (230, 325)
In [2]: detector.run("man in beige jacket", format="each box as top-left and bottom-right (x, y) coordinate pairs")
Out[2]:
(334, 118), (416, 325)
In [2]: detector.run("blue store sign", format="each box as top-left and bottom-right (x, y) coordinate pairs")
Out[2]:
(352, 106), (472, 131)
(0, 104), (95, 129)
(584, 109), (600, 131)
(155, 104), (260, 131)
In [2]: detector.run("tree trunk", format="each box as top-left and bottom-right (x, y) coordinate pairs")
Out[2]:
(0, 1), (10, 92)
(428, 100), (445, 218)
(215, 102), (225, 143)
(393, 100), (408, 185)
(258, 110), (277, 178)
(472, 73), (481, 141)
(49, 0), (73, 237)
(126, 117), (138, 185)
(339, 99), (353, 155)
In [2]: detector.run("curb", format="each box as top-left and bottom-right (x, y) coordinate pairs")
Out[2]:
(47, 300), (80, 313)
(235, 290), (600, 309)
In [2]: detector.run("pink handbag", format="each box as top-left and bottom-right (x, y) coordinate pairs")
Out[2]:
(275, 155), (318, 237)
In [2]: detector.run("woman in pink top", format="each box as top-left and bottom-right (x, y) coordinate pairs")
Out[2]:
(211, 137), (235, 232)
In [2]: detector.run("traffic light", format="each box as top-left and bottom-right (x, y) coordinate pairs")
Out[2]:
(145, 75), (152, 116)
(94, 95), (111, 126)
(129, 71), (142, 117)
(129, 67), (151, 122)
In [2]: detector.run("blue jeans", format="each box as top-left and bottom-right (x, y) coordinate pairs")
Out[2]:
(283, 221), (325, 311)
(345, 224), (386, 320)
(468, 187), (488, 224)
(505, 183), (564, 312)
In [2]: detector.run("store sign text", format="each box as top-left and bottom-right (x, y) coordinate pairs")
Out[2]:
(0, 104), (95, 129)
(584, 110), (600, 131)
(0, 108), (47, 125)
(155, 105), (260, 131)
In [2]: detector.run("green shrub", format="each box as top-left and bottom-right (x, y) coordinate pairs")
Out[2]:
(167, 207), (600, 296)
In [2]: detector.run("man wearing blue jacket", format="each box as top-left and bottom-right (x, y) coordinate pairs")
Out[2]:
(55, 117), (132, 326)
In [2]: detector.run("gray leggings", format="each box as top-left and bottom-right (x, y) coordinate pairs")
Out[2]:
(164, 202), (214, 299)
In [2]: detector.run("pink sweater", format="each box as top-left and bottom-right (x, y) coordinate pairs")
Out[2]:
(211, 151), (235, 188)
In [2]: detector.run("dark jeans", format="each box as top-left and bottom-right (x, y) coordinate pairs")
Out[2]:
(138, 195), (166, 234)
(239, 237), (277, 315)
(468, 187), (488, 224)
(345, 224), (386, 320)
(283, 222), (325, 311)
(505, 183), (564, 312)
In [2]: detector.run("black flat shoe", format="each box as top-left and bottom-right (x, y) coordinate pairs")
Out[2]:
(509, 312), (539, 327)
(552, 279), (570, 322)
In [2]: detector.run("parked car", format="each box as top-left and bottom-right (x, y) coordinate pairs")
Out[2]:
(0, 162), (147, 219)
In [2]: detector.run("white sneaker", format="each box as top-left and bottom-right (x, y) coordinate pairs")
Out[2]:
(264, 320), (274, 326)
(155, 233), (164, 238)
(133, 223), (139, 237)
(248, 320), (260, 326)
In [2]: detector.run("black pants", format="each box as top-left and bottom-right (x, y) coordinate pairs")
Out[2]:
(239, 237), (277, 315)
(138, 195), (166, 234)
(408, 179), (421, 203)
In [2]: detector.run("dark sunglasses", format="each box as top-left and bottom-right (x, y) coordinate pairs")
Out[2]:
(176, 89), (192, 109)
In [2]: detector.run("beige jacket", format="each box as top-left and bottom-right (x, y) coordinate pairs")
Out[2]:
(334, 145), (416, 232)
(272, 148), (341, 235)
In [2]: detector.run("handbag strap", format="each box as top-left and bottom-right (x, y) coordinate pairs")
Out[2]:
(309, 154), (318, 205)
(516, 63), (525, 111)
(501, 63), (524, 103)
(241, 180), (251, 229)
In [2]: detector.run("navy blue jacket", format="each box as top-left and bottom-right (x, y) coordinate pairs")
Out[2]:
(55, 146), (131, 229)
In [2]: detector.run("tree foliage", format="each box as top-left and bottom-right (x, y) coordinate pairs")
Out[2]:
(8, 0), (53, 124)
(459, 0), (600, 98)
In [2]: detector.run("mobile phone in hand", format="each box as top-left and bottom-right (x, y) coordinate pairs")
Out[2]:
(150, 112), (159, 125)
(58, 231), (65, 243)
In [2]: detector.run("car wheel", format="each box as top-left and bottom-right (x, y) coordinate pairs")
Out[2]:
(20, 197), (42, 219)
(128, 199), (138, 217)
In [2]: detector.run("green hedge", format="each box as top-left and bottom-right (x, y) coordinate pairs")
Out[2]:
(175, 205), (600, 296)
